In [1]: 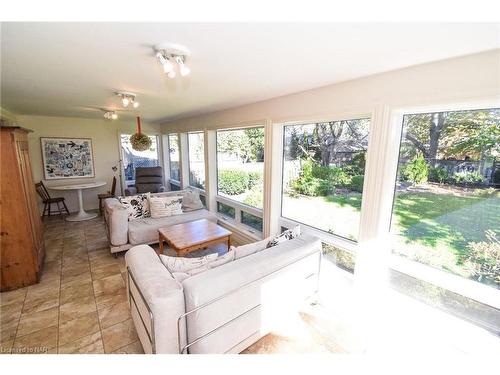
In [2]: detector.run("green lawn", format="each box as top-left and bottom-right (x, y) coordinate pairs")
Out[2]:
(283, 189), (500, 282)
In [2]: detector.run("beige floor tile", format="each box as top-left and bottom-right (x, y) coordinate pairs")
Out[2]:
(93, 274), (125, 297)
(97, 300), (130, 329)
(22, 295), (59, 315)
(58, 311), (100, 346)
(16, 307), (59, 337)
(58, 332), (104, 354)
(1, 301), (23, 324)
(59, 295), (97, 323)
(60, 282), (94, 305)
(12, 325), (57, 354)
(95, 291), (127, 310)
(0, 318), (19, 344)
(0, 288), (27, 307)
(62, 254), (89, 268)
(112, 340), (144, 354)
(101, 319), (138, 353)
(91, 263), (121, 281)
(88, 249), (109, 261)
(61, 269), (92, 288)
(0, 340), (13, 354)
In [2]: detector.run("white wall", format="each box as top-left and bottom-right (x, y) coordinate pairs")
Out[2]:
(161, 49), (500, 132)
(17, 115), (162, 213)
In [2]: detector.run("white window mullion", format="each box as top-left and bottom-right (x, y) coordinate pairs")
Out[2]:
(179, 133), (190, 189)
(264, 120), (283, 237)
(161, 134), (171, 190)
(205, 130), (217, 212)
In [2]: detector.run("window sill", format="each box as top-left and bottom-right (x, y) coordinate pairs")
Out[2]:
(389, 255), (500, 310)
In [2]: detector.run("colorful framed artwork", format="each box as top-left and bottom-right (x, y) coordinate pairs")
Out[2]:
(40, 137), (95, 180)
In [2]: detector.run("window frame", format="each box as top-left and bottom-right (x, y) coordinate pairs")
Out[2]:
(214, 125), (266, 238)
(279, 117), (371, 244)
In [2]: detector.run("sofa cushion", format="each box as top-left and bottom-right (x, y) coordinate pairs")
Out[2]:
(128, 209), (218, 245)
(149, 195), (183, 219)
(267, 225), (301, 248)
(119, 193), (150, 220)
(159, 253), (218, 273)
(208, 249), (235, 268)
(181, 190), (204, 212)
(232, 237), (270, 260)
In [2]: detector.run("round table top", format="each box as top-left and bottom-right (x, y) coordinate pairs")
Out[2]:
(49, 181), (107, 191)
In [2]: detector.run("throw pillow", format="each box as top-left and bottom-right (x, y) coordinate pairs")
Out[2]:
(118, 193), (150, 220)
(181, 189), (204, 212)
(267, 225), (301, 248)
(208, 249), (235, 268)
(232, 238), (271, 260)
(159, 252), (218, 273)
(149, 195), (183, 218)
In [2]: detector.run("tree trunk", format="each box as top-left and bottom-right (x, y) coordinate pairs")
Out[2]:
(428, 112), (446, 167)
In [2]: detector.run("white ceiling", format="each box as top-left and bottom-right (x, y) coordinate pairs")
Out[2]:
(1, 23), (499, 123)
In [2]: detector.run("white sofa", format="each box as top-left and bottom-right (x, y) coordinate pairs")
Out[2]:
(125, 234), (322, 354)
(104, 190), (217, 254)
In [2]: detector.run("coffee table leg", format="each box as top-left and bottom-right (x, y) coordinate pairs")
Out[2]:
(158, 235), (163, 255)
(227, 236), (231, 251)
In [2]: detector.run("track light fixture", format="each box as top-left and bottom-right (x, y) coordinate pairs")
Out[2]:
(115, 91), (139, 108)
(154, 43), (191, 79)
(103, 111), (118, 120)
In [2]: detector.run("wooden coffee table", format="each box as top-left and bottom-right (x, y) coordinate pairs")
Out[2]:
(158, 219), (232, 257)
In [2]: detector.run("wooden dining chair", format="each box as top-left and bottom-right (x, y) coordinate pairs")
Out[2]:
(35, 181), (70, 220)
(98, 176), (117, 216)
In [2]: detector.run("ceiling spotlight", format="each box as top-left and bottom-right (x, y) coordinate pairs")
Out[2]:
(104, 111), (118, 120)
(175, 56), (190, 77)
(154, 43), (191, 79)
(115, 91), (138, 108)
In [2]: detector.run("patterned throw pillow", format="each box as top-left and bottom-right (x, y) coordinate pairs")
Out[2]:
(118, 193), (150, 220)
(149, 195), (183, 218)
(266, 225), (301, 248)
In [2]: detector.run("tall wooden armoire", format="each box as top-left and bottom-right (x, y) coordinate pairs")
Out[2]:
(1, 126), (45, 291)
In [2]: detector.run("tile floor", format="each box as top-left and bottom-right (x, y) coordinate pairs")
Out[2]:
(1, 214), (142, 354)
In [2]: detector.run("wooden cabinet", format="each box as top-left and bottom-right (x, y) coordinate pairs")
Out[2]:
(1, 126), (44, 291)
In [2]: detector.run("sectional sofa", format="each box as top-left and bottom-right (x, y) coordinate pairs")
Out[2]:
(125, 234), (322, 354)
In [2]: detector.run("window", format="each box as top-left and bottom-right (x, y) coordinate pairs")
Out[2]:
(120, 134), (160, 185)
(188, 132), (205, 189)
(391, 108), (499, 289)
(217, 202), (235, 219)
(216, 127), (265, 209)
(241, 211), (263, 232)
(168, 134), (180, 181)
(281, 118), (370, 241)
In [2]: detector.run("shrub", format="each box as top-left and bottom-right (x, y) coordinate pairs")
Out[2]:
(247, 171), (263, 189)
(402, 154), (428, 184)
(218, 169), (249, 195)
(292, 176), (323, 196)
(350, 175), (364, 193)
(451, 170), (484, 185)
(428, 166), (448, 184)
(242, 185), (263, 208)
(462, 230), (500, 286)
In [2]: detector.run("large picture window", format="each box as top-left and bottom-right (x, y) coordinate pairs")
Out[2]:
(188, 132), (205, 189)
(216, 127), (265, 209)
(120, 134), (160, 186)
(168, 134), (180, 182)
(281, 118), (370, 241)
(391, 108), (499, 289)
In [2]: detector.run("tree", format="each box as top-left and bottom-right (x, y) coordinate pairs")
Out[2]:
(216, 128), (265, 163)
(405, 112), (448, 167)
